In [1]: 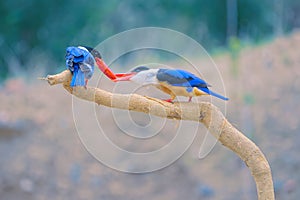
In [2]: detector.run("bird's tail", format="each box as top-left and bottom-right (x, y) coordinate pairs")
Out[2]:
(208, 90), (229, 101)
(70, 69), (78, 87)
(200, 87), (229, 101)
(70, 69), (85, 87)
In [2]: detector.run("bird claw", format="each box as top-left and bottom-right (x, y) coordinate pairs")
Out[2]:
(84, 79), (88, 89)
(163, 99), (174, 103)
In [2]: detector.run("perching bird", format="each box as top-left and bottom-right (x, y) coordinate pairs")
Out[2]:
(65, 46), (116, 87)
(114, 66), (229, 102)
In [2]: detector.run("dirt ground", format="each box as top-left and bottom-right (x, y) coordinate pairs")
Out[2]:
(1, 32), (300, 200)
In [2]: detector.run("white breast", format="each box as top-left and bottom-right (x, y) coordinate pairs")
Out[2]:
(130, 69), (160, 85)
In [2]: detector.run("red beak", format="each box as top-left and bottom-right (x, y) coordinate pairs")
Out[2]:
(115, 73), (129, 78)
(95, 57), (117, 80)
(114, 72), (136, 82)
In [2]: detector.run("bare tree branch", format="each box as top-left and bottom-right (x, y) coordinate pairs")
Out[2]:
(45, 70), (275, 200)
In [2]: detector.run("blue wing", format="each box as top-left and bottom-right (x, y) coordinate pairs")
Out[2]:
(157, 69), (229, 101)
(156, 69), (209, 88)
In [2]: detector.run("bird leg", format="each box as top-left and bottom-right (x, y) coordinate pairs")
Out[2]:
(84, 79), (88, 89)
(163, 98), (174, 103)
(163, 94), (176, 103)
(188, 97), (192, 102)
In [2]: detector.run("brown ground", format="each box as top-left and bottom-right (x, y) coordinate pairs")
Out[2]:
(1, 32), (300, 200)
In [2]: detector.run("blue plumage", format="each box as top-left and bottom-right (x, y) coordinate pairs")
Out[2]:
(65, 46), (95, 87)
(157, 69), (209, 88)
(157, 68), (228, 101)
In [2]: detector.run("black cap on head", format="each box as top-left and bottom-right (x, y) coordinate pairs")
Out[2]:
(82, 46), (102, 59)
(131, 66), (150, 73)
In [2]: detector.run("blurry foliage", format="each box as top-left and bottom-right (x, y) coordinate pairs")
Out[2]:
(228, 37), (241, 77)
(1, 0), (300, 80)
(243, 93), (255, 105)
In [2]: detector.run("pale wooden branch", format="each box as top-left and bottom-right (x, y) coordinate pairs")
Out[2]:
(45, 70), (275, 200)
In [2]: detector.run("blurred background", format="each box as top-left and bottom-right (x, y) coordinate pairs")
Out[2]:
(1, 0), (300, 199)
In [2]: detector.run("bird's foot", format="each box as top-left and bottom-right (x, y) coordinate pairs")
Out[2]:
(188, 97), (192, 102)
(163, 99), (174, 103)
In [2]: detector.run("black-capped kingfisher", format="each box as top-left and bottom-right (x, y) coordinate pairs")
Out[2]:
(114, 66), (229, 102)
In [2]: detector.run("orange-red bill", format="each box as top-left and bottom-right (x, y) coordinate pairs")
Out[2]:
(95, 57), (117, 80)
(115, 73), (128, 77)
(114, 73), (136, 81)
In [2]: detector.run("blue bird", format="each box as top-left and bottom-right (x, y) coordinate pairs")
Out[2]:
(65, 46), (97, 88)
(114, 66), (229, 102)
(66, 46), (118, 87)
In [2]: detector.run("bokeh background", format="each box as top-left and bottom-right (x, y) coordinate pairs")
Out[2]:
(1, 0), (300, 199)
